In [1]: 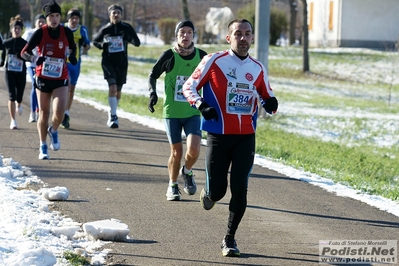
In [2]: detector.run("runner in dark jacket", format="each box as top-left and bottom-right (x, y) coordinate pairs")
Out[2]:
(1, 15), (27, 130)
(92, 4), (141, 128)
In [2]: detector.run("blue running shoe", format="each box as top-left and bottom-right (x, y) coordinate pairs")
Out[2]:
(39, 144), (49, 160)
(48, 126), (60, 151)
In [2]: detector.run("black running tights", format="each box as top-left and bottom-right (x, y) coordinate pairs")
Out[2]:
(5, 70), (26, 102)
(205, 133), (255, 236)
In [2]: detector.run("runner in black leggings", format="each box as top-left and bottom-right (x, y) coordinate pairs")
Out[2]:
(0, 15), (27, 129)
(205, 133), (255, 236)
(183, 18), (278, 257)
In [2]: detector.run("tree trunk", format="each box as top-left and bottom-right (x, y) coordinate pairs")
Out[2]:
(82, 0), (91, 55)
(289, 0), (298, 45)
(182, 0), (190, 20)
(131, 0), (137, 28)
(302, 0), (310, 72)
(27, 0), (41, 26)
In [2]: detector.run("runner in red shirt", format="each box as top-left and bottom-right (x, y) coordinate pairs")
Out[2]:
(21, 0), (77, 159)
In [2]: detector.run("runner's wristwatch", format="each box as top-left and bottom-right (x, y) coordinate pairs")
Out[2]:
(195, 100), (202, 109)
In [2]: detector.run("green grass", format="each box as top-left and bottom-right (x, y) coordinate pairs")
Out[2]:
(78, 45), (399, 202)
(62, 251), (90, 266)
(278, 84), (399, 112)
(256, 121), (399, 200)
(77, 89), (160, 119)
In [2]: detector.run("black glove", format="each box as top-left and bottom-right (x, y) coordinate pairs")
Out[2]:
(0, 61), (4, 67)
(36, 56), (46, 66)
(198, 101), (219, 121)
(68, 55), (77, 65)
(148, 92), (158, 113)
(262, 97), (278, 114)
(94, 43), (103, 50)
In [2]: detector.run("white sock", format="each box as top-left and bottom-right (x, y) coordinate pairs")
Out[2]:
(49, 127), (57, 133)
(183, 166), (192, 174)
(65, 110), (69, 115)
(169, 181), (178, 186)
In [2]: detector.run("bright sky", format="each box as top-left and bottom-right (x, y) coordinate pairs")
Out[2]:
(1, 34), (398, 265)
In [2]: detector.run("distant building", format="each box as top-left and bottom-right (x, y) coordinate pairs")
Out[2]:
(307, 0), (399, 50)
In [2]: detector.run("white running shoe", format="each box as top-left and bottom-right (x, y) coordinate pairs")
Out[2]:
(16, 105), (23, 116)
(10, 120), (18, 130)
(29, 112), (37, 123)
(221, 235), (241, 257)
(166, 184), (181, 201)
(107, 114), (119, 128)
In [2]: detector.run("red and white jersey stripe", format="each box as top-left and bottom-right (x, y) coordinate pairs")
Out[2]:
(183, 49), (275, 135)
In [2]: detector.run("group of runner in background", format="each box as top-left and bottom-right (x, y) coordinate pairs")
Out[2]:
(0, 0), (279, 258)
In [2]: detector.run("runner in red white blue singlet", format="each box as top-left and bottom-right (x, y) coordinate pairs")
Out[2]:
(182, 18), (278, 258)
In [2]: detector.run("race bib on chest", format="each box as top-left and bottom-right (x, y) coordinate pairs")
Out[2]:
(42, 57), (64, 78)
(226, 82), (256, 115)
(7, 54), (23, 72)
(174, 75), (189, 102)
(106, 36), (124, 53)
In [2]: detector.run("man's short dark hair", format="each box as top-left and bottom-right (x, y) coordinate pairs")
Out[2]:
(227, 19), (253, 34)
(108, 4), (123, 15)
(67, 8), (81, 20)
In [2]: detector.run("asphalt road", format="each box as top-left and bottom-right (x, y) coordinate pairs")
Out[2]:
(0, 73), (398, 266)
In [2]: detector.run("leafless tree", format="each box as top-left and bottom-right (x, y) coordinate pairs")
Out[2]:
(289, 0), (298, 45)
(131, 0), (137, 28)
(302, 0), (309, 72)
(182, 0), (190, 20)
(27, 0), (42, 23)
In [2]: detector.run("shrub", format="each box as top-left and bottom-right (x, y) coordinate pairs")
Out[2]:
(270, 7), (288, 46)
(237, 3), (288, 45)
(157, 18), (178, 44)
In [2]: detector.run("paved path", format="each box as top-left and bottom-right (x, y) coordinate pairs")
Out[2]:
(0, 73), (398, 265)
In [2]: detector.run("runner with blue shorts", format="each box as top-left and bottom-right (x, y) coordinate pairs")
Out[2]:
(62, 8), (91, 129)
